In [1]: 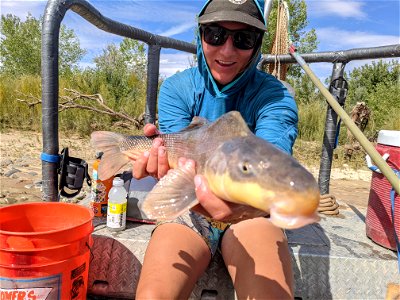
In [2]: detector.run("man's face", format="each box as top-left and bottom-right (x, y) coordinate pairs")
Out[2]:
(202, 21), (255, 86)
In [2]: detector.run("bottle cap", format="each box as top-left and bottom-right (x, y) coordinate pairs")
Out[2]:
(95, 151), (104, 159)
(112, 177), (124, 186)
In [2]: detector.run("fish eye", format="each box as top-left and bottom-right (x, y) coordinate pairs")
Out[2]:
(240, 161), (252, 174)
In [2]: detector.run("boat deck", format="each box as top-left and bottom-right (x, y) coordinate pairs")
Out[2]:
(85, 193), (398, 299)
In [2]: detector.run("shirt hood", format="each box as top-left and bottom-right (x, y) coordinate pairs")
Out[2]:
(197, 0), (266, 98)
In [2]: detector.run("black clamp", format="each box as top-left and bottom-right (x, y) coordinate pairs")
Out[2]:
(58, 148), (91, 198)
(329, 76), (348, 106)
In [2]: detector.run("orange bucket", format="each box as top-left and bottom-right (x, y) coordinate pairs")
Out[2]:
(0, 202), (93, 300)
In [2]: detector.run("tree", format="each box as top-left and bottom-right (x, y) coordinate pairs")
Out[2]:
(0, 13), (86, 76)
(346, 59), (399, 131)
(291, 72), (324, 104)
(80, 38), (148, 106)
(346, 60), (399, 106)
(262, 0), (318, 78)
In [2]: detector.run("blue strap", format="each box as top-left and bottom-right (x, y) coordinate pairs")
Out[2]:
(40, 152), (61, 163)
(334, 118), (341, 149)
(368, 165), (379, 173)
(390, 169), (400, 272)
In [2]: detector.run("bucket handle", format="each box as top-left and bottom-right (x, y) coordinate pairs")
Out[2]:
(86, 241), (95, 263)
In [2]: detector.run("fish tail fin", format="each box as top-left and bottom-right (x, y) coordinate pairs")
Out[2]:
(91, 131), (130, 180)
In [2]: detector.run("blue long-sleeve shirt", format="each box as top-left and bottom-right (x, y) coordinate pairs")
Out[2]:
(158, 0), (298, 155)
(158, 66), (298, 155)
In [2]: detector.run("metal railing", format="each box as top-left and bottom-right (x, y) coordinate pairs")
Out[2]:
(262, 44), (400, 194)
(41, 0), (400, 200)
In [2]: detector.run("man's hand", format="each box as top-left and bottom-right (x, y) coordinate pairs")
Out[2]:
(132, 123), (170, 180)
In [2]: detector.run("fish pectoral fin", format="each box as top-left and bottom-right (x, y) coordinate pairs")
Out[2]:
(139, 165), (198, 220)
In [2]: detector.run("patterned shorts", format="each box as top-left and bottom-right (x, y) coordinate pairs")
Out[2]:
(157, 211), (230, 256)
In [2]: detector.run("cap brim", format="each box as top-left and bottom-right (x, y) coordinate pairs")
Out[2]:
(198, 11), (266, 31)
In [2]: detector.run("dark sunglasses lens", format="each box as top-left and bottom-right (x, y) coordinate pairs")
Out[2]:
(233, 31), (259, 50)
(203, 26), (227, 46)
(202, 26), (260, 50)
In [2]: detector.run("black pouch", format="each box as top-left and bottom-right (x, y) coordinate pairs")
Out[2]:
(58, 147), (91, 198)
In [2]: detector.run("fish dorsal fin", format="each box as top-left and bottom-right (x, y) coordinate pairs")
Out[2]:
(139, 163), (199, 220)
(179, 116), (210, 133)
(207, 111), (251, 139)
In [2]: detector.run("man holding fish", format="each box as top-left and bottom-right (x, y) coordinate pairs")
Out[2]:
(91, 0), (320, 298)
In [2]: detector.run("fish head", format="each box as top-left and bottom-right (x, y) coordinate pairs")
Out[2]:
(204, 135), (320, 229)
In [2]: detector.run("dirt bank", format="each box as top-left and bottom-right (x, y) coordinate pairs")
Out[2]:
(0, 130), (372, 208)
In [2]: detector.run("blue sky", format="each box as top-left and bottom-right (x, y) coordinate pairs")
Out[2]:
(1, 0), (399, 80)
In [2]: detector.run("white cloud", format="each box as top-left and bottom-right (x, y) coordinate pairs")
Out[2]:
(306, 0), (367, 19)
(316, 27), (399, 50)
(1, 0), (46, 18)
(159, 22), (196, 37)
(77, 51), (195, 78)
(159, 52), (195, 77)
(64, 13), (123, 50)
(308, 27), (399, 80)
(78, 61), (95, 69)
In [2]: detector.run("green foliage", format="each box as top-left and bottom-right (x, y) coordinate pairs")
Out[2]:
(0, 35), (149, 136)
(286, 71), (327, 142)
(0, 14), (86, 76)
(1, 8), (397, 155)
(0, 74), (42, 130)
(58, 25), (87, 76)
(89, 38), (147, 104)
(0, 14), (41, 76)
(297, 99), (326, 141)
(361, 82), (399, 131)
(262, 0), (318, 78)
(289, 72), (325, 104)
(346, 60), (399, 103)
(345, 60), (400, 134)
(57, 39), (149, 135)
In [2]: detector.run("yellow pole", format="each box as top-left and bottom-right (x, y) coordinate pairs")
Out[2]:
(289, 46), (400, 195)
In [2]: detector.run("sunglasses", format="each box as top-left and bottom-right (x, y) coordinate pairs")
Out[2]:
(200, 25), (262, 50)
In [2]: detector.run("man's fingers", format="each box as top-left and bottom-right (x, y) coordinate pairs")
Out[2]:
(190, 203), (212, 218)
(133, 151), (150, 179)
(194, 175), (233, 221)
(178, 157), (188, 168)
(143, 123), (159, 137)
(146, 138), (162, 176)
(132, 124), (168, 180)
(157, 146), (169, 178)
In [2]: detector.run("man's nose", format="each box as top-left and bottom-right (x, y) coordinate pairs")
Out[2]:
(219, 35), (236, 55)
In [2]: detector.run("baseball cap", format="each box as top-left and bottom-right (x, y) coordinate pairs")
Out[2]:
(198, 0), (266, 31)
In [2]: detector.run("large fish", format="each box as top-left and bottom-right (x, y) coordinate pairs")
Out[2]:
(90, 111), (320, 229)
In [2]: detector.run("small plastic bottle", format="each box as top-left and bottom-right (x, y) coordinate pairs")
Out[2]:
(90, 152), (113, 217)
(107, 177), (128, 231)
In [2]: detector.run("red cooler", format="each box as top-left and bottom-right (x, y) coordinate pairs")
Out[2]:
(366, 130), (400, 250)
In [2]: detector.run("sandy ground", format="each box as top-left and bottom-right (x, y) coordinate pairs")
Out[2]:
(0, 129), (372, 209)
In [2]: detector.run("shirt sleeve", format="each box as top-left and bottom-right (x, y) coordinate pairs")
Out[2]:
(157, 73), (193, 134)
(254, 81), (298, 155)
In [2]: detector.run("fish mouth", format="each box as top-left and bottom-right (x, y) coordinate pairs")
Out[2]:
(266, 188), (321, 229)
(269, 207), (320, 229)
